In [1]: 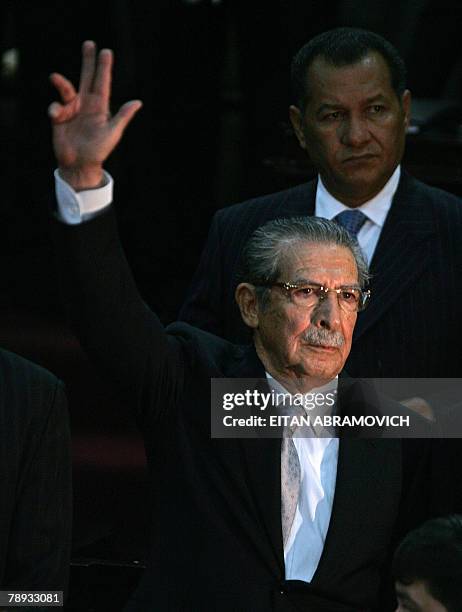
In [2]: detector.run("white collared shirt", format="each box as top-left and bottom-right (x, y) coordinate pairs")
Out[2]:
(315, 166), (401, 264)
(266, 373), (339, 582)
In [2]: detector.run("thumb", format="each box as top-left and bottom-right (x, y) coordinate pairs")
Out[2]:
(111, 99), (143, 133)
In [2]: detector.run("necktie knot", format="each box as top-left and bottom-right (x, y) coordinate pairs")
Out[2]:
(334, 209), (367, 237)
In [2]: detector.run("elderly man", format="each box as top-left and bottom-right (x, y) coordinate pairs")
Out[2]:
(49, 42), (430, 611)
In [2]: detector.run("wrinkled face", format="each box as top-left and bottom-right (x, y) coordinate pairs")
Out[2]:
(254, 242), (358, 386)
(395, 580), (448, 612)
(290, 52), (411, 207)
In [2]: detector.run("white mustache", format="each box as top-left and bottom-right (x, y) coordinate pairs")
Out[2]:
(302, 327), (345, 348)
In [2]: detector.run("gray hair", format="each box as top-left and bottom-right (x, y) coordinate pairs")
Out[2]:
(239, 216), (370, 307)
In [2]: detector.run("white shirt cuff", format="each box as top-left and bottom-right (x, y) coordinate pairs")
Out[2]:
(54, 169), (113, 225)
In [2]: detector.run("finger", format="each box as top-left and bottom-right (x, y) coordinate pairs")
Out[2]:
(110, 100), (143, 133)
(48, 101), (63, 120)
(48, 101), (79, 124)
(93, 48), (113, 103)
(110, 100), (143, 130)
(49, 72), (77, 104)
(79, 40), (96, 94)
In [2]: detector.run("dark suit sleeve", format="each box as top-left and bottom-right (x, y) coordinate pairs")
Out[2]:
(4, 380), (71, 592)
(52, 208), (186, 427)
(178, 212), (225, 336)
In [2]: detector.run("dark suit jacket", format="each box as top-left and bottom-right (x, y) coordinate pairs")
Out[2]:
(53, 210), (430, 611)
(0, 349), (71, 591)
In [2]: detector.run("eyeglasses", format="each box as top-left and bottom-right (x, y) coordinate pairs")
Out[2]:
(257, 281), (371, 312)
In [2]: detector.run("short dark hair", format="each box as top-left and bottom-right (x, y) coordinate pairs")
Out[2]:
(239, 216), (369, 308)
(291, 27), (407, 111)
(392, 515), (462, 612)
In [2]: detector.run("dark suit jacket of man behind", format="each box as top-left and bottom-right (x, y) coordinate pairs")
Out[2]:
(180, 172), (462, 380)
(54, 208), (431, 612)
(0, 348), (71, 591)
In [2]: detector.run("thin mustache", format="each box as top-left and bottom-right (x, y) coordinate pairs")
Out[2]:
(302, 328), (345, 348)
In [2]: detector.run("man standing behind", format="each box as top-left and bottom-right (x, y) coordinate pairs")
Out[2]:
(180, 27), (462, 381)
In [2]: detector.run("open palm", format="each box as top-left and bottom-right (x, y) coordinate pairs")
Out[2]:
(50, 41), (142, 185)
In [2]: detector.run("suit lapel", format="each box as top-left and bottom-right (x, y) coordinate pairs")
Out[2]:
(229, 346), (285, 576)
(311, 437), (380, 584)
(275, 179), (317, 218)
(354, 172), (435, 341)
(310, 377), (401, 585)
(239, 432), (285, 576)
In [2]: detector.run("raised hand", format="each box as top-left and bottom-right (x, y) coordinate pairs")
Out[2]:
(49, 40), (142, 190)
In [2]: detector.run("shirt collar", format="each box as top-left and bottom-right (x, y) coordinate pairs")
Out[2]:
(265, 372), (338, 437)
(315, 165), (401, 229)
(265, 373), (338, 399)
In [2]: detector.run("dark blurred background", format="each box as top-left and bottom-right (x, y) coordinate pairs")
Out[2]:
(1, 0), (462, 325)
(1, 2), (462, 608)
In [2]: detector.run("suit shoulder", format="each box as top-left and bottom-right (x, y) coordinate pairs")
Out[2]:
(0, 347), (61, 391)
(407, 175), (462, 210)
(166, 321), (246, 372)
(0, 349), (65, 431)
(166, 321), (236, 356)
(213, 181), (315, 226)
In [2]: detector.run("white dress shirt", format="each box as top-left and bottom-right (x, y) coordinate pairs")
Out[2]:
(315, 166), (401, 264)
(266, 374), (339, 582)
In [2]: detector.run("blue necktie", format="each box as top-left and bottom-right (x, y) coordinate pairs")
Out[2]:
(334, 210), (367, 238)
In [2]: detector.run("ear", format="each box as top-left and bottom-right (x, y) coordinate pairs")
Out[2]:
(235, 283), (260, 329)
(401, 89), (411, 129)
(289, 105), (307, 150)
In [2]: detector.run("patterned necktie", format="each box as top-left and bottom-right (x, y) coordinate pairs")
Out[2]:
(334, 209), (367, 238)
(281, 420), (301, 547)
